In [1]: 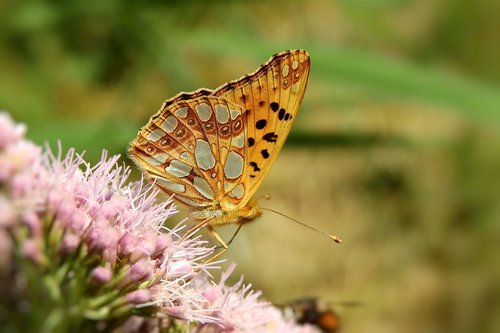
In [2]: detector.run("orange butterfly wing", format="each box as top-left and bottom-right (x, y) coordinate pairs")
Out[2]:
(215, 50), (310, 204)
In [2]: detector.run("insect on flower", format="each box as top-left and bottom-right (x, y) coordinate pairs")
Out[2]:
(129, 50), (340, 261)
(281, 298), (341, 333)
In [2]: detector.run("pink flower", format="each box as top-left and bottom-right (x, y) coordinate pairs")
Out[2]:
(191, 264), (323, 333)
(0, 113), (216, 328)
(0, 112), (26, 149)
(1, 112), (319, 333)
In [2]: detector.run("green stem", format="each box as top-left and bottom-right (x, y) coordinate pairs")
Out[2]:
(41, 308), (64, 333)
(43, 274), (62, 302)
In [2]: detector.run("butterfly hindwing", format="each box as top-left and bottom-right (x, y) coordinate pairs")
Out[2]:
(129, 95), (248, 207)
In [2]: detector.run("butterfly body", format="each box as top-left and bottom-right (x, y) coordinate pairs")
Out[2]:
(192, 198), (262, 226)
(129, 50), (310, 231)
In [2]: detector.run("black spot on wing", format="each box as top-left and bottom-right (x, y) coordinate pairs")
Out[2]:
(261, 149), (270, 159)
(263, 132), (278, 142)
(256, 119), (267, 129)
(270, 102), (279, 112)
(249, 162), (261, 172)
(278, 109), (285, 120)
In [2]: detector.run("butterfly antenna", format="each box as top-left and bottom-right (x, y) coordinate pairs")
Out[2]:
(261, 208), (342, 243)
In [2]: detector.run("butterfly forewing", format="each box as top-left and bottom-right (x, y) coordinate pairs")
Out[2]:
(130, 95), (249, 208)
(130, 50), (310, 221)
(215, 50), (310, 202)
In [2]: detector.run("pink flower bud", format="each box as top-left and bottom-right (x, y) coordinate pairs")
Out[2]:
(22, 239), (42, 264)
(10, 173), (34, 199)
(118, 231), (138, 258)
(56, 197), (76, 225)
(1, 142), (41, 181)
(202, 287), (221, 304)
(47, 191), (65, 216)
(128, 232), (158, 263)
(163, 306), (188, 320)
(0, 112), (25, 149)
(133, 231), (157, 259)
(21, 212), (41, 236)
(86, 223), (119, 254)
(101, 194), (130, 220)
(91, 266), (113, 284)
(100, 201), (117, 221)
(60, 233), (80, 254)
(154, 234), (172, 257)
(72, 183), (90, 206)
(126, 259), (154, 284)
(126, 289), (152, 304)
(67, 210), (89, 232)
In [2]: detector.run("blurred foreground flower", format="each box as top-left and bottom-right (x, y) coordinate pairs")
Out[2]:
(0, 112), (319, 333)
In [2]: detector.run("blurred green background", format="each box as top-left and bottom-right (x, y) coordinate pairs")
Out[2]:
(1, 0), (499, 332)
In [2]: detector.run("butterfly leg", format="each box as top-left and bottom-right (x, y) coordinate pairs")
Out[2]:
(215, 224), (242, 249)
(180, 218), (211, 242)
(204, 225), (229, 264)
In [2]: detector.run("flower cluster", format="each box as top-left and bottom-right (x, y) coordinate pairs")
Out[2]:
(192, 264), (321, 333)
(0, 112), (320, 333)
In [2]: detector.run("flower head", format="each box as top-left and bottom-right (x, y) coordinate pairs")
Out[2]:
(0, 112), (216, 330)
(0, 111), (320, 333)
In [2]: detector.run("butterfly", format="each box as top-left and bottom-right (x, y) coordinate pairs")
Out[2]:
(129, 50), (311, 258)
